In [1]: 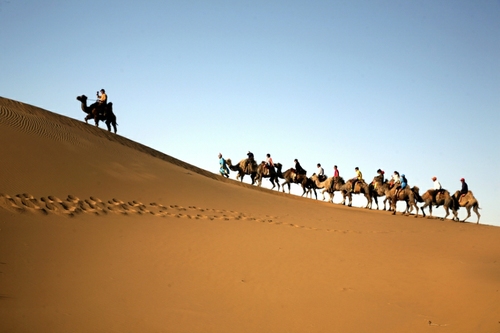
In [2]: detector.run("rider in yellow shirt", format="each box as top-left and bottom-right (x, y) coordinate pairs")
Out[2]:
(350, 167), (362, 192)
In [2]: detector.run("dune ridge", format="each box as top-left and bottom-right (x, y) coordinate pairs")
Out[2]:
(1, 96), (500, 333)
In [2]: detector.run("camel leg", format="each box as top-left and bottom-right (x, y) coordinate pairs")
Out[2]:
(413, 202), (418, 218)
(462, 207), (472, 223)
(365, 193), (371, 209)
(105, 120), (112, 132)
(420, 201), (431, 218)
(473, 205), (481, 224)
(442, 207), (449, 220)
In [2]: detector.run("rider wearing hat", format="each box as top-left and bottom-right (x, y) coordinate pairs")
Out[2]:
(460, 178), (468, 197)
(432, 176), (443, 202)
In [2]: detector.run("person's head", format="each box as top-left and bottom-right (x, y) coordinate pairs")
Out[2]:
(460, 178), (465, 182)
(432, 176), (437, 181)
(334, 165), (337, 169)
(267, 153), (271, 157)
(402, 174), (405, 178)
(317, 163), (321, 167)
(294, 159), (298, 163)
(394, 171), (399, 176)
(100, 89), (105, 93)
(355, 167), (359, 171)
(218, 153), (222, 158)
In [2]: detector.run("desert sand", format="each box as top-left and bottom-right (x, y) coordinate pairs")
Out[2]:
(0, 96), (499, 333)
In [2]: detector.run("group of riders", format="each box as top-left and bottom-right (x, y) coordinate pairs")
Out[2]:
(218, 151), (470, 200)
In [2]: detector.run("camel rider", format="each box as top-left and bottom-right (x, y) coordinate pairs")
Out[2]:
(265, 153), (274, 168)
(459, 178), (468, 197)
(396, 174), (407, 198)
(333, 165), (340, 178)
(432, 176), (442, 190)
(218, 153), (230, 178)
(293, 159), (306, 181)
(432, 176), (443, 202)
(245, 151), (254, 173)
(94, 89), (107, 116)
(350, 167), (362, 192)
(391, 171), (400, 188)
(376, 169), (385, 182)
(330, 165), (340, 191)
(317, 163), (326, 181)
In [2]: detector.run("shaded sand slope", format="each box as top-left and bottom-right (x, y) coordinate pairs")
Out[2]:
(0, 97), (500, 333)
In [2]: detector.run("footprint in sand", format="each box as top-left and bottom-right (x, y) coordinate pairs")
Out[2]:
(1, 193), (361, 235)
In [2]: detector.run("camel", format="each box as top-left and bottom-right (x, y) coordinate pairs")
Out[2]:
(310, 174), (335, 202)
(77, 95), (117, 133)
(281, 169), (317, 199)
(420, 189), (458, 221)
(369, 177), (392, 210)
(255, 162), (282, 190)
(452, 190), (481, 224)
(225, 158), (258, 185)
(388, 186), (422, 216)
(341, 179), (372, 208)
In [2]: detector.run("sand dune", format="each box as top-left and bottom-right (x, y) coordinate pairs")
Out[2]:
(1, 96), (499, 333)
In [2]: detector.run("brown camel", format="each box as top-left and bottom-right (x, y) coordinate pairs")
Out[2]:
(420, 189), (458, 221)
(388, 186), (422, 216)
(255, 162), (282, 190)
(341, 179), (372, 208)
(310, 174), (350, 203)
(452, 190), (481, 224)
(281, 169), (317, 199)
(369, 177), (392, 210)
(225, 158), (258, 185)
(76, 95), (117, 133)
(310, 174), (336, 202)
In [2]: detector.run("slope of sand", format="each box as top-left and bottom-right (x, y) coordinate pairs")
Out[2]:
(0, 96), (499, 333)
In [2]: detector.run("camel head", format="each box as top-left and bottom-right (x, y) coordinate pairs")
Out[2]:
(76, 95), (87, 103)
(225, 158), (232, 166)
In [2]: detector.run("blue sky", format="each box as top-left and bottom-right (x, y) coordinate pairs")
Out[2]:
(1, 0), (499, 225)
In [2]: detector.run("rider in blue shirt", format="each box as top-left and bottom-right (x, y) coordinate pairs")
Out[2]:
(218, 153), (230, 178)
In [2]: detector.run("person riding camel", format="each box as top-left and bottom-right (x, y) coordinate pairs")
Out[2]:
(459, 178), (468, 198)
(265, 153), (275, 175)
(293, 159), (306, 182)
(245, 151), (254, 173)
(349, 167), (363, 192)
(330, 165), (340, 192)
(93, 89), (107, 116)
(390, 171), (400, 189)
(265, 154), (274, 168)
(432, 176), (443, 202)
(375, 169), (385, 182)
(317, 163), (326, 181)
(395, 173), (407, 198)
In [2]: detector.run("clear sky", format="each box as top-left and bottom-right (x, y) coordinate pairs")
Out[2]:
(1, 1), (499, 225)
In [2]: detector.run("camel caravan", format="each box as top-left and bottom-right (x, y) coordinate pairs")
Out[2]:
(219, 153), (481, 224)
